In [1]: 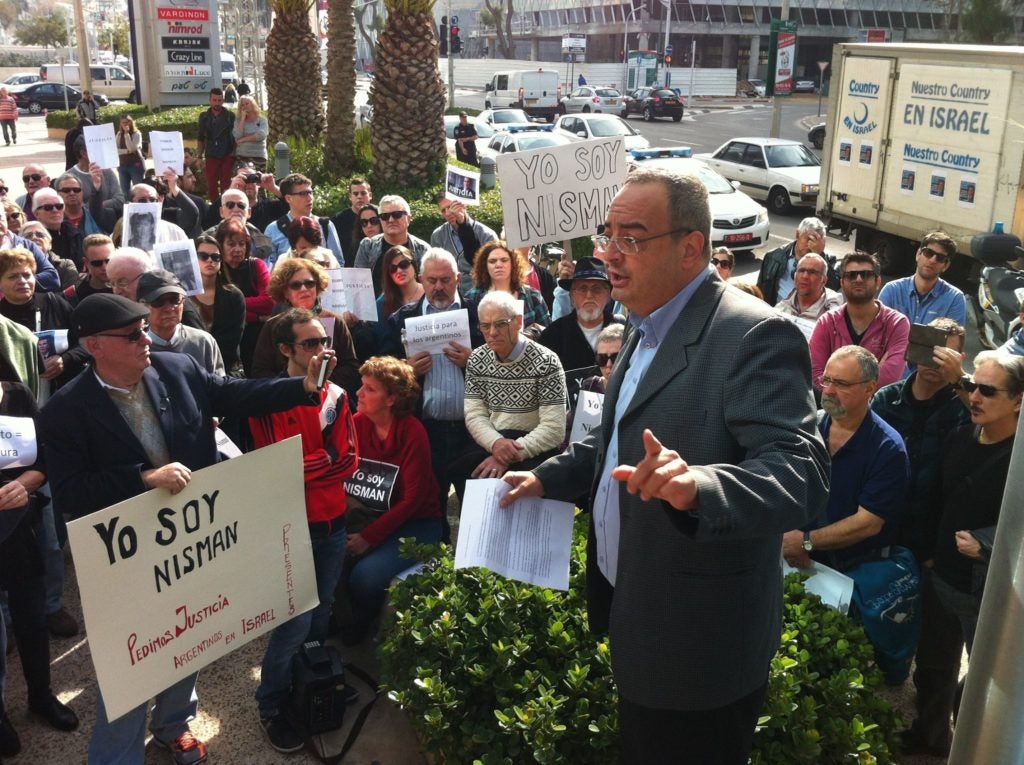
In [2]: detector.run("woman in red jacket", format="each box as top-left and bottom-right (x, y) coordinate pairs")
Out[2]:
(342, 356), (443, 644)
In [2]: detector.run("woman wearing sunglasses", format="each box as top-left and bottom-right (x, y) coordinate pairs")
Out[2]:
(216, 218), (273, 376)
(3, 199), (24, 235)
(465, 239), (550, 339)
(189, 235), (246, 375)
(0, 248), (88, 398)
(251, 257), (361, 397)
(562, 322), (624, 449)
(372, 245), (424, 358)
(711, 246), (735, 280)
(902, 351), (1023, 757)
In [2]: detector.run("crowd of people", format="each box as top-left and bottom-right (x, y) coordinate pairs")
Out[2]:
(0, 90), (1021, 764)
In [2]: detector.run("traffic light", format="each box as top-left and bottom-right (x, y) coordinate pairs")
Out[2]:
(451, 24), (461, 54)
(439, 16), (448, 56)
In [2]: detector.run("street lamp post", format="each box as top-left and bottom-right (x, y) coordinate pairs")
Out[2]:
(622, 4), (647, 93)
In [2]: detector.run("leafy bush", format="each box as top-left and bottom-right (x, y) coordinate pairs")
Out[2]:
(379, 526), (901, 764)
(46, 103), (205, 138)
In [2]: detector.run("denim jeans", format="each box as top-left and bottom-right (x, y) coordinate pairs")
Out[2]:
(255, 520), (346, 720)
(118, 163), (145, 199)
(347, 517), (442, 635)
(89, 673), (199, 764)
(39, 494), (65, 615)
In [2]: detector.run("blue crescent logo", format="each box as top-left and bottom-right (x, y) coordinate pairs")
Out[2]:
(854, 102), (869, 125)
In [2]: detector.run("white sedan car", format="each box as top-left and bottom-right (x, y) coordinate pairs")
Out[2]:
(628, 148), (770, 253)
(559, 86), (623, 114)
(553, 113), (650, 152)
(478, 125), (577, 164)
(696, 137), (820, 214)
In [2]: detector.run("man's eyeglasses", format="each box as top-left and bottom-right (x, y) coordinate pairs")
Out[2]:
(287, 189), (313, 197)
(287, 279), (318, 291)
(841, 270), (877, 282)
(223, 201), (248, 210)
(820, 375), (870, 389)
(197, 252), (222, 263)
(796, 267), (825, 277)
(389, 258), (413, 273)
(710, 258), (733, 269)
(961, 378), (1009, 397)
(290, 335), (332, 351)
(596, 351), (619, 366)
(22, 174), (44, 184)
(360, 216), (381, 227)
(919, 246), (951, 264)
(134, 196), (159, 203)
(58, 187), (82, 194)
(94, 323), (149, 342)
(23, 231), (47, 241)
(112, 273), (143, 289)
(88, 258), (110, 268)
(571, 282), (609, 295)
(0, 186), (10, 194)
(148, 294), (184, 309)
(378, 210), (407, 222)
(591, 226), (691, 256)
(479, 318), (514, 333)
(36, 203), (65, 212)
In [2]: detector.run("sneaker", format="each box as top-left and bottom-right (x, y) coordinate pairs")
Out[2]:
(0, 714), (21, 757)
(898, 728), (950, 758)
(260, 715), (304, 754)
(153, 730), (208, 764)
(46, 608), (80, 638)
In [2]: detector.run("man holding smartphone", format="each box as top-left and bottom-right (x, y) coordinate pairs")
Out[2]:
(248, 307), (358, 753)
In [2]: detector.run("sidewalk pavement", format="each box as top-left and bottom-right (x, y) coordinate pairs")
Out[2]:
(1, 115), (428, 765)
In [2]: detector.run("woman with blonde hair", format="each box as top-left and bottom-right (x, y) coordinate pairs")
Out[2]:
(251, 256), (360, 396)
(232, 95), (269, 171)
(115, 114), (145, 196)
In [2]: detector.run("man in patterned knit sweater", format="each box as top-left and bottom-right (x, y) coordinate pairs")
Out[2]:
(456, 290), (567, 481)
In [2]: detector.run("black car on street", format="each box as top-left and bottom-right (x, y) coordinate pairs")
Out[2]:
(621, 87), (684, 122)
(13, 83), (108, 115)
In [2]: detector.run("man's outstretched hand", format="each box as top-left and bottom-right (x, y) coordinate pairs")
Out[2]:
(612, 429), (698, 511)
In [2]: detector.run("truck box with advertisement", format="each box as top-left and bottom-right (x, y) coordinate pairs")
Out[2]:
(816, 43), (1024, 276)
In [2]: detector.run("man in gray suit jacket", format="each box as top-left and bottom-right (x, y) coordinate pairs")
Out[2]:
(504, 167), (829, 763)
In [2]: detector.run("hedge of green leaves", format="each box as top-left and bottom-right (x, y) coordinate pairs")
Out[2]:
(379, 521), (902, 765)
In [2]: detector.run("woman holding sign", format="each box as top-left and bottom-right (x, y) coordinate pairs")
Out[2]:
(464, 240), (550, 338)
(251, 257), (361, 397)
(0, 381), (79, 757)
(340, 356), (442, 644)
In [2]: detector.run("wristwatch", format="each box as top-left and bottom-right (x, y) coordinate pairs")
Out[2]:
(953, 374), (971, 391)
(802, 530), (814, 552)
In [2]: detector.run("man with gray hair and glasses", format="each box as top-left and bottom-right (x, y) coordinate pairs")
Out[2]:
(757, 216), (838, 305)
(503, 166), (829, 764)
(783, 344), (909, 571)
(354, 194), (429, 295)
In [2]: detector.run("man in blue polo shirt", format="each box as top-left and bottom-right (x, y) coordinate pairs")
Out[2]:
(783, 345), (910, 570)
(879, 232), (966, 378)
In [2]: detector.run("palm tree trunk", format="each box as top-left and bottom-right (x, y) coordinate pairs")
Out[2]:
(266, 1), (325, 144)
(324, 0), (356, 173)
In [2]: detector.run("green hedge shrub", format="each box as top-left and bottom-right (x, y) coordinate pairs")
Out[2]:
(46, 103), (205, 139)
(379, 523), (901, 765)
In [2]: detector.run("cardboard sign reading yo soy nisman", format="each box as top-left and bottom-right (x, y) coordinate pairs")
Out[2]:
(67, 437), (316, 721)
(495, 136), (627, 251)
(343, 458), (399, 512)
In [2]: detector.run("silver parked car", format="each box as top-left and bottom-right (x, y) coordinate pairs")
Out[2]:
(559, 86), (623, 114)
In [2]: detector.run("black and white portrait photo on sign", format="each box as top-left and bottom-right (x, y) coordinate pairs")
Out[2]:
(445, 165), (481, 205)
(123, 202), (161, 253)
(154, 239), (203, 297)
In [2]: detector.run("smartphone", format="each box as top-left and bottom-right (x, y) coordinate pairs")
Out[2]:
(316, 351), (333, 389)
(905, 324), (949, 368)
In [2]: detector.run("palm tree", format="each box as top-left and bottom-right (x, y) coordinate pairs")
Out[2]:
(324, 0), (357, 173)
(265, 0), (325, 144)
(370, 0), (446, 187)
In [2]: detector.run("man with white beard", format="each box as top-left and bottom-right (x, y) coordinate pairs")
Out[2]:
(539, 256), (623, 405)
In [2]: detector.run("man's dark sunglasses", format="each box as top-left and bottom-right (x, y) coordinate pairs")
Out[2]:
(58, 187), (82, 194)
(378, 210), (407, 221)
(22, 173), (44, 183)
(841, 270), (877, 281)
(596, 352), (619, 366)
(223, 201), (248, 210)
(290, 336), (332, 351)
(36, 203), (65, 212)
(94, 323), (149, 342)
(962, 378), (1009, 397)
(919, 246), (950, 264)
(89, 258), (110, 268)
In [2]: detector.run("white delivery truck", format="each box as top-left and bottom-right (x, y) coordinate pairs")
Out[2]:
(484, 69), (562, 122)
(817, 43), (1024, 276)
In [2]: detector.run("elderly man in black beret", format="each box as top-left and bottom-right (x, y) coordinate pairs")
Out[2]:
(37, 293), (336, 765)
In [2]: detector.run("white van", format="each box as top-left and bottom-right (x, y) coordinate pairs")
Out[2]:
(41, 63), (136, 102)
(484, 69), (561, 122)
(220, 52), (238, 87)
